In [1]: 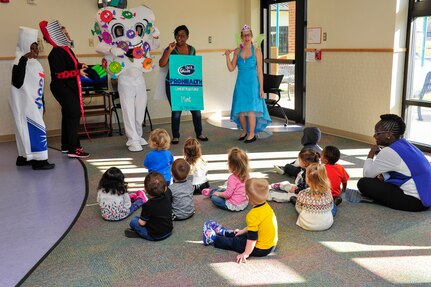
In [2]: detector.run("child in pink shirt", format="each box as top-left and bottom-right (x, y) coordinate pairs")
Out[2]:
(202, 148), (249, 211)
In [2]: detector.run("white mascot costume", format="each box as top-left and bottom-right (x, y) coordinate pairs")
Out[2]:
(9, 27), (55, 170)
(95, 5), (160, 152)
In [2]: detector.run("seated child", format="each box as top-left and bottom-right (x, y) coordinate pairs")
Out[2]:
(202, 178), (278, 263)
(274, 127), (322, 176)
(97, 167), (147, 221)
(183, 138), (210, 194)
(202, 147), (249, 211)
(125, 172), (173, 241)
(268, 148), (320, 203)
(295, 163), (334, 231)
(169, 158), (195, 221)
(144, 129), (174, 185)
(321, 145), (350, 206)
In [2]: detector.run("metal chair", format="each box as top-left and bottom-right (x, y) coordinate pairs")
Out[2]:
(417, 71), (431, 121)
(110, 78), (153, 135)
(263, 73), (288, 126)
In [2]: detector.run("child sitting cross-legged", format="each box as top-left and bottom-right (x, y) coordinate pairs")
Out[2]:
(183, 138), (210, 195)
(295, 163), (334, 231)
(321, 145), (350, 208)
(268, 148), (320, 204)
(125, 172), (173, 241)
(202, 147), (249, 211)
(202, 178), (278, 263)
(97, 167), (147, 221)
(169, 158), (195, 221)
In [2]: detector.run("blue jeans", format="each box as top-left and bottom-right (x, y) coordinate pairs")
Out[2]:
(129, 216), (172, 241)
(210, 189), (229, 210)
(166, 81), (203, 138)
(214, 231), (275, 257)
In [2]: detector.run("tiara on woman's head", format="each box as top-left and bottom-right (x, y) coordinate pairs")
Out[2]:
(241, 24), (251, 32)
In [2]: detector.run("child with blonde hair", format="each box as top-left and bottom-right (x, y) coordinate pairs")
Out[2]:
(183, 138), (209, 195)
(295, 163), (334, 231)
(202, 178), (278, 263)
(97, 167), (147, 221)
(144, 128), (174, 185)
(268, 148), (320, 203)
(202, 147), (249, 211)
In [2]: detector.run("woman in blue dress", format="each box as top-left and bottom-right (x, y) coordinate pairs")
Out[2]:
(224, 25), (271, 143)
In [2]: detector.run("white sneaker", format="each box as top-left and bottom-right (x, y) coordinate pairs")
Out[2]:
(140, 138), (148, 146)
(128, 143), (143, 152)
(273, 165), (285, 175)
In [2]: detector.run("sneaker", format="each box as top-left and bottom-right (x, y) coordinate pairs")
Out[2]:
(201, 188), (212, 196)
(334, 196), (343, 206)
(270, 183), (281, 190)
(140, 138), (148, 146)
(136, 190), (148, 204)
(202, 221), (216, 246)
(273, 165), (285, 175)
(61, 150), (68, 154)
(128, 143), (143, 152)
(207, 220), (226, 236)
(68, 148), (90, 158)
(32, 160), (55, 170)
(124, 228), (141, 238)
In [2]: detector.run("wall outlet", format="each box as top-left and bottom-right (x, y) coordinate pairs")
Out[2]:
(208, 36), (212, 44)
(323, 32), (327, 41)
(89, 38), (94, 47)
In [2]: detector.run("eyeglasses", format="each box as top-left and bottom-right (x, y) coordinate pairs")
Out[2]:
(373, 131), (388, 137)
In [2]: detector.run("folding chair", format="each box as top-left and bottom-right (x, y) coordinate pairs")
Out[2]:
(263, 74), (288, 126)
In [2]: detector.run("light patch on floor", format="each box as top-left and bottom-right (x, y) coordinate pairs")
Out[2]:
(210, 259), (305, 285)
(353, 256), (431, 284)
(320, 241), (431, 253)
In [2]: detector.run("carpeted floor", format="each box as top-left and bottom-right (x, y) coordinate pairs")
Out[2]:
(20, 120), (431, 287)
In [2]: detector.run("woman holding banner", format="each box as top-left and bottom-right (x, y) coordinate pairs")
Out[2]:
(224, 25), (271, 143)
(159, 25), (208, 145)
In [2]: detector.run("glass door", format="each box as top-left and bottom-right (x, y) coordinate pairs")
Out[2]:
(262, 0), (306, 123)
(404, 1), (431, 150)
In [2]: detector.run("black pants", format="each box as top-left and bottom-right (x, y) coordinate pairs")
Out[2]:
(357, 177), (427, 212)
(52, 86), (81, 153)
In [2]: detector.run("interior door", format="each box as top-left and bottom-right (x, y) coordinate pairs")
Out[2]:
(262, 0), (306, 123)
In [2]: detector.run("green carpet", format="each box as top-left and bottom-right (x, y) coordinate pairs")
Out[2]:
(22, 120), (431, 287)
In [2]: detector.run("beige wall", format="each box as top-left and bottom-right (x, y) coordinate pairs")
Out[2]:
(306, 0), (408, 142)
(0, 0), (409, 144)
(0, 0), (246, 139)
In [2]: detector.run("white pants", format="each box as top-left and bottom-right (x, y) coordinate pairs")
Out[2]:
(118, 73), (148, 146)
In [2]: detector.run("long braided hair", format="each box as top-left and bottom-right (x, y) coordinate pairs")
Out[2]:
(378, 114), (406, 139)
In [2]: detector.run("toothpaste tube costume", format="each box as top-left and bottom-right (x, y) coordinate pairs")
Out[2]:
(95, 5), (160, 152)
(9, 27), (53, 168)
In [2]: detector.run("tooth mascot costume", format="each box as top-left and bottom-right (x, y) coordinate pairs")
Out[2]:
(9, 27), (55, 170)
(39, 20), (90, 158)
(95, 5), (160, 152)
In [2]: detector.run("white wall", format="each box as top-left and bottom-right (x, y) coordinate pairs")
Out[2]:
(0, 0), (246, 139)
(306, 0), (408, 141)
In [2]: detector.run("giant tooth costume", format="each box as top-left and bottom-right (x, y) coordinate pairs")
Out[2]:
(9, 27), (49, 162)
(95, 5), (160, 152)
(39, 20), (89, 156)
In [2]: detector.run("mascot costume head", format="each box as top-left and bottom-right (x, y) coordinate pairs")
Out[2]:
(94, 5), (160, 77)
